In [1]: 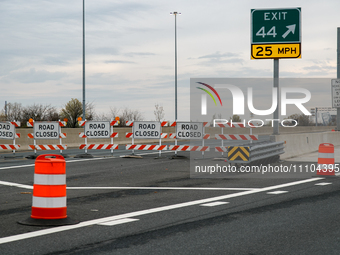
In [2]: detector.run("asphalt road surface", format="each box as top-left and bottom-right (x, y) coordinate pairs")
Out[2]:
(0, 140), (339, 254)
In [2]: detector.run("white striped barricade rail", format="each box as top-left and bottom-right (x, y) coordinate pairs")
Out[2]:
(0, 121), (21, 154)
(125, 121), (169, 156)
(79, 120), (120, 155)
(10, 121), (21, 127)
(215, 134), (258, 141)
(79, 144), (119, 150)
(29, 145), (67, 150)
(0, 144), (21, 150)
(169, 145), (210, 152)
(126, 144), (167, 151)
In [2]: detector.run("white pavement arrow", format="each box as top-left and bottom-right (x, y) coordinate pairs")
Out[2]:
(282, 24), (296, 39)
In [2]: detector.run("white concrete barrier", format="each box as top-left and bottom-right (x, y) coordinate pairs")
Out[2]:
(270, 131), (340, 159)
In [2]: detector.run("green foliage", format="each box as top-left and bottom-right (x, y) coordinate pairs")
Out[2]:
(230, 114), (241, 122)
(60, 99), (95, 128)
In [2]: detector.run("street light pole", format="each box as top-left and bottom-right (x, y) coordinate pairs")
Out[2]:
(82, 0), (86, 119)
(170, 12), (180, 121)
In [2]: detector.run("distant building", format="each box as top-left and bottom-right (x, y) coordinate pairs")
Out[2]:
(310, 107), (336, 125)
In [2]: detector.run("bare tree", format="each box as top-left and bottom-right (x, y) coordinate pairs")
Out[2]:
(95, 107), (120, 121)
(0, 109), (5, 121)
(21, 104), (58, 125)
(6, 102), (23, 121)
(154, 104), (165, 121)
(287, 113), (312, 126)
(120, 107), (143, 126)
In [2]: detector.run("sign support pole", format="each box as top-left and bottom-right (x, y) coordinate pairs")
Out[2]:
(111, 121), (113, 156)
(59, 124), (62, 155)
(316, 107), (318, 126)
(12, 127), (16, 155)
(337, 27), (340, 131)
(273, 59), (279, 135)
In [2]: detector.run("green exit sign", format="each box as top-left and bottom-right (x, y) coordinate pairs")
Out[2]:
(251, 8), (301, 44)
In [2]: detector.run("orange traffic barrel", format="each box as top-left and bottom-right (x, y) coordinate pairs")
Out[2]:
(18, 154), (78, 226)
(317, 143), (335, 176)
(32, 154), (67, 219)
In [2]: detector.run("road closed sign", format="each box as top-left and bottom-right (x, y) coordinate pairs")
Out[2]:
(134, 121), (161, 139)
(85, 121), (110, 139)
(0, 122), (15, 140)
(176, 122), (203, 140)
(33, 122), (59, 140)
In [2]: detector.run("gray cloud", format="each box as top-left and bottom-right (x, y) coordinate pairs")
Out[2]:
(6, 68), (66, 83)
(105, 60), (135, 64)
(197, 52), (239, 59)
(124, 52), (156, 57)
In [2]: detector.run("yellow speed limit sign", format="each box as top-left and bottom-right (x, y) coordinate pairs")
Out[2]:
(251, 43), (301, 59)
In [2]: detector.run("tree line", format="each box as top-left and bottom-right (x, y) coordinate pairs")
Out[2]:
(0, 98), (147, 128)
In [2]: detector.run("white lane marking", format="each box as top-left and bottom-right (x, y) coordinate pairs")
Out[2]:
(0, 177), (323, 245)
(0, 164), (34, 170)
(98, 218), (139, 226)
(0, 157), (107, 170)
(0, 151), (173, 171)
(0, 179), (259, 191)
(267, 191), (288, 195)
(67, 187), (259, 191)
(0, 181), (33, 189)
(0, 181), (260, 191)
(200, 201), (229, 207)
(315, 182), (332, 186)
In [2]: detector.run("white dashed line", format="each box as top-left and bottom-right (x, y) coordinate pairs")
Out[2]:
(200, 201), (229, 207)
(267, 191), (288, 195)
(315, 182), (332, 186)
(98, 218), (139, 226)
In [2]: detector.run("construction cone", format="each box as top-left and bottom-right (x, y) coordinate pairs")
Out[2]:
(317, 143), (335, 176)
(19, 154), (78, 226)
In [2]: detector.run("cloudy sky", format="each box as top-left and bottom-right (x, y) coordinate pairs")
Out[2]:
(1, 0), (339, 121)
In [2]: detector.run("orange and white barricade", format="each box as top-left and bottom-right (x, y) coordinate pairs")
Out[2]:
(169, 145), (210, 152)
(27, 120), (67, 155)
(0, 121), (21, 154)
(213, 120), (257, 156)
(169, 121), (210, 157)
(79, 120), (119, 155)
(125, 121), (168, 156)
(317, 143), (335, 176)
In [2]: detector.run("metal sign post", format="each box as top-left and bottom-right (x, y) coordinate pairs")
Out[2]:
(337, 27), (340, 130)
